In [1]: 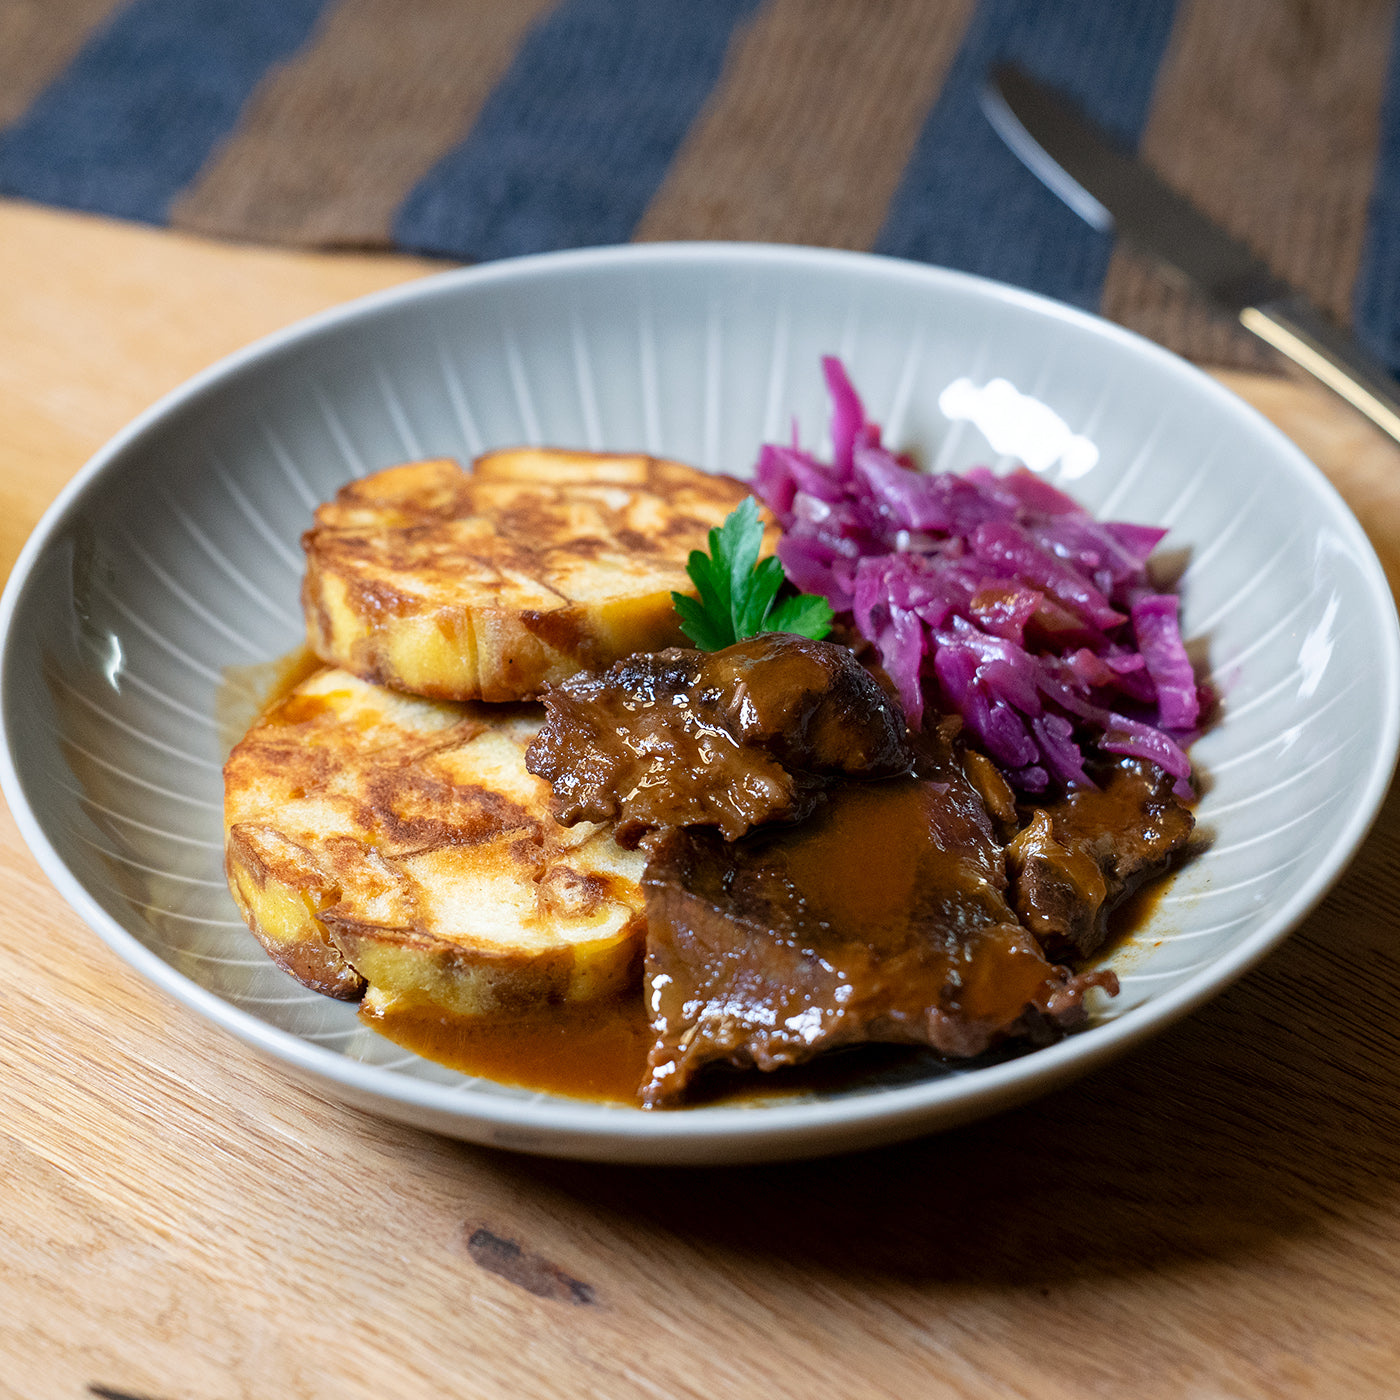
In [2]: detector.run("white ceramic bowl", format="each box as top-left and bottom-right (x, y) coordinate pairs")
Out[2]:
(2, 244), (1396, 1165)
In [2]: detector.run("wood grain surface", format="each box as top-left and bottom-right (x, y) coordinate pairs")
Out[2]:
(4, 198), (1400, 1400)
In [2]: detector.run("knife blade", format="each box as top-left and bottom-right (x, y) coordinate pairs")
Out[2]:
(982, 63), (1400, 445)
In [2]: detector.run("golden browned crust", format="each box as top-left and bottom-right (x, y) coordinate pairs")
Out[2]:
(224, 823), (364, 999)
(222, 666), (648, 1015)
(301, 449), (757, 702)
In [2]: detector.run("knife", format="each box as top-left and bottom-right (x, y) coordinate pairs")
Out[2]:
(981, 63), (1400, 445)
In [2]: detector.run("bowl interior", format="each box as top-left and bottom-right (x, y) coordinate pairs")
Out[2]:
(3, 244), (1396, 1163)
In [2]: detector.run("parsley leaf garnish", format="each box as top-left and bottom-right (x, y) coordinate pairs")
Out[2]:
(672, 497), (834, 650)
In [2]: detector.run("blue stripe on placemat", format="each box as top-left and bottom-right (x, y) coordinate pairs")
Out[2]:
(876, 0), (1180, 311)
(0, 0), (331, 224)
(1356, 8), (1400, 374)
(393, 0), (763, 261)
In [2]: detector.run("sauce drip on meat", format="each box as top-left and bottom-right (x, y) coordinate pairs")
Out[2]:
(638, 721), (1119, 1106)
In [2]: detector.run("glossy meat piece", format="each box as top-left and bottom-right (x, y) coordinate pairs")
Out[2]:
(1007, 758), (1194, 961)
(638, 730), (1116, 1107)
(525, 633), (910, 843)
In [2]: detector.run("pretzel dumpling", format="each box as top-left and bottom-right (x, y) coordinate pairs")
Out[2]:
(223, 666), (647, 1017)
(301, 449), (755, 702)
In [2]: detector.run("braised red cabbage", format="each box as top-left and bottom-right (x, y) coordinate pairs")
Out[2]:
(752, 358), (1204, 792)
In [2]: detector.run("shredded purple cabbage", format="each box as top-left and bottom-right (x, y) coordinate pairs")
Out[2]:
(752, 357), (1206, 793)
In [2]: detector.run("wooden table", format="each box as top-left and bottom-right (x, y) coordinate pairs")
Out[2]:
(5, 197), (1400, 1400)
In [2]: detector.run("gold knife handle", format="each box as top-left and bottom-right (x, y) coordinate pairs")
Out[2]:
(1241, 294), (1400, 445)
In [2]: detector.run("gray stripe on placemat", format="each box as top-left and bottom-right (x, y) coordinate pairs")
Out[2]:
(1101, 0), (1398, 369)
(0, 0), (128, 130)
(634, 0), (977, 249)
(171, 0), (558, 248)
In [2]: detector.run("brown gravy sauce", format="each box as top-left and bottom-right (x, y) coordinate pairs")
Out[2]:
(226, 648), (1176, 1107)
(218, 644), (323, 753)
(362, 859), (1169, 1107)
(1097, 872), (1171, 962)
(363, 996), (653, 1104)
(362, 997), (932, 1107)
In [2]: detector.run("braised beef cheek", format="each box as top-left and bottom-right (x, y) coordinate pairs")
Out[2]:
(525, 633), (910, 842)
(1008, 759), (1194, 961)
(638, 737), (1116, 1107)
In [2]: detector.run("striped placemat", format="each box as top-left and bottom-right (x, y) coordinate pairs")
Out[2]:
(2, 0), (1397, 372)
